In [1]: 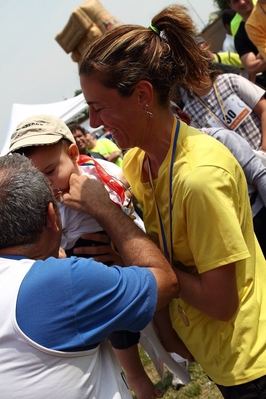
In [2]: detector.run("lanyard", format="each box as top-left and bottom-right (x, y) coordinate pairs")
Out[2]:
(147, 119), (180, 265)
(147, 119), (190, 327)
(194, 83), (232, 130)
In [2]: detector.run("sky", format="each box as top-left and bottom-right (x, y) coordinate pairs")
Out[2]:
(0, 0), (218, 150)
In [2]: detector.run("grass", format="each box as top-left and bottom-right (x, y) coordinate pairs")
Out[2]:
(131, 346), (223, 399)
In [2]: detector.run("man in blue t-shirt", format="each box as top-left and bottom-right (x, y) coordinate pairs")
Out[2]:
(0, 153), (178, 399)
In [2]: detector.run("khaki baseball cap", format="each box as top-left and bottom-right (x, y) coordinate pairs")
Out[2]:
(8, 114), (76, 153)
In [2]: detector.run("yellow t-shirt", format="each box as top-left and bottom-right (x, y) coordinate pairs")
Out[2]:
(123, 120), (266, 386)
(94, 138), (123, 168)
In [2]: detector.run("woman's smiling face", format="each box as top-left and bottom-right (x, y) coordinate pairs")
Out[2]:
(80, 75), (149, 150)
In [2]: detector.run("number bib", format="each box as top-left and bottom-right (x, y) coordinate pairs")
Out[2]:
(207, 94), (252, 130)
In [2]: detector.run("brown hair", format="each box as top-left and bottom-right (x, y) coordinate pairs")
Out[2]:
(79, 4), (211, 106)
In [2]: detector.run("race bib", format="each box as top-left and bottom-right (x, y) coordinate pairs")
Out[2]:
(207, 94), (252, 130)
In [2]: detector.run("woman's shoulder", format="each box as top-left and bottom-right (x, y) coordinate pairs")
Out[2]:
(123, 148), (145, 179)
(123, 147), (144, 163)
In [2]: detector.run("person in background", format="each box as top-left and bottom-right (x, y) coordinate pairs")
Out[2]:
(211, 51), (243, 73)
(246, 0), (266, 61)
(86, 129), (123, 167)
(222, 8), (237, 52)
(77, 3), (266, 397)
(0, 153), (179, 399)
(182, 63), (266, 151)
(67, 122), (105, 161)
(227, 0), (266, 86)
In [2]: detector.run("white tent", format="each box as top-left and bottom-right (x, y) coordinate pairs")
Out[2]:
(1, 93), (88, 155)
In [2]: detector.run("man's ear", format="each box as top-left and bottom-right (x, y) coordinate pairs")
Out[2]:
(134, 80), (154, 108)
(46, 202), (60, 232)
(68, 143), (80, 163)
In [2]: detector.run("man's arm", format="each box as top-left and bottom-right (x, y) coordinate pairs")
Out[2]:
(104, 150), (122, 163)
(240, 52), (266, 81)
(62, 174), (179, 310)
(99, 138), (122, 164)
(234, 24), (266, 80)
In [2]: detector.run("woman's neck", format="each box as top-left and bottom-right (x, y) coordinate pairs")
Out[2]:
(141, 112), (175, 180)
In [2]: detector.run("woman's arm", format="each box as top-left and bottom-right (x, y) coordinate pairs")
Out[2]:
(174, 263), (239, 322)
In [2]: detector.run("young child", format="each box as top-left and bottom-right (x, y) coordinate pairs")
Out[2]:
(8, 114), (190, 399)
(8, 115), (143, 256)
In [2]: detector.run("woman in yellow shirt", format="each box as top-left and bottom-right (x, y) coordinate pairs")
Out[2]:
(78, 4), (266, 398)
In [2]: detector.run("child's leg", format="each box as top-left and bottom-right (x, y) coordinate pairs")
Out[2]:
(109, 331), (163, 398)
(113, 345), (163, 399)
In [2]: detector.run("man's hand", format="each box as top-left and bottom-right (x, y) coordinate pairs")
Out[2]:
(62, 174), (111, 216)
(63, 174), (179, 310)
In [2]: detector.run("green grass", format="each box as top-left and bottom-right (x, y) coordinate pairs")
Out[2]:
(131, 346), (223, 399)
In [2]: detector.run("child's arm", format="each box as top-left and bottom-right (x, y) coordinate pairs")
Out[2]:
(113, 345), (163, 399)
(153, 305), (194, 362)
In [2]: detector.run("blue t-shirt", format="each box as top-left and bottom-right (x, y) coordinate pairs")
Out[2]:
(16, 256), (157, 351)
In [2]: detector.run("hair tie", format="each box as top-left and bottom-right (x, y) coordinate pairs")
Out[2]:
(148, 24), (160, 35)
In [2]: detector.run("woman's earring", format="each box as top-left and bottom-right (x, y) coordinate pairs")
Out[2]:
(144, 104), (154, 118)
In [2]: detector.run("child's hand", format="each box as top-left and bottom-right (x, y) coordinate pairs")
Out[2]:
(58, 247), (67, 258)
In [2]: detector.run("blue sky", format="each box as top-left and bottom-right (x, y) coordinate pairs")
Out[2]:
(0, 0), (218, 150)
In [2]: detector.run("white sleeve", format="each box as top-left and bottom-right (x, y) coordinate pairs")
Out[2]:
(236, 74), (265, 109)
(206, 127), (266, 207)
